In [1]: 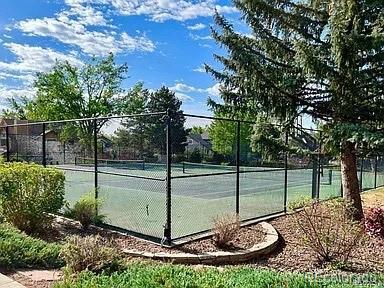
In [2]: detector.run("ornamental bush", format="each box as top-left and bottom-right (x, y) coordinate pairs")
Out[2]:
(364, 207), (384, 238)
(0, 162), (65, 234)
(212, 213), (240, 248)
(60, 235), (122, 273)
(291, 199), (366, 264)
(64, 192), (106, 229)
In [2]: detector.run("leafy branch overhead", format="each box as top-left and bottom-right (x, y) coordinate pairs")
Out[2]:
(207, 0), (384, 138)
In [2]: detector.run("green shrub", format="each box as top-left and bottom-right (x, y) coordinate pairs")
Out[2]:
(64, 193), (106, 229)
(60, 235), (122, 273)
(0, 223), (64, 268)
(0, 162), (65, 234)
(288, 196), (312, 211)
(188, 148), (202, 163)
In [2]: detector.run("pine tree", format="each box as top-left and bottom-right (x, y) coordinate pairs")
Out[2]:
(207, 0), (384, 220)
(147, 86), (188, 155)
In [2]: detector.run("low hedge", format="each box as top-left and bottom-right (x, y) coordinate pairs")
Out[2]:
(0, 223), (64, 268)
(0, 162), (65, 233)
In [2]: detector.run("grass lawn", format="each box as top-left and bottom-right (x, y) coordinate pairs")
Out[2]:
(54, 262), (384, 288)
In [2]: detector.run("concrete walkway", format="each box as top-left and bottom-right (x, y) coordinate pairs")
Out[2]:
(0, 273), (25, 288)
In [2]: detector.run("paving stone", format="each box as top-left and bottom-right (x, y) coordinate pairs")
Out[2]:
(17, 269), (62, 282)
(0, 273), (25, 288)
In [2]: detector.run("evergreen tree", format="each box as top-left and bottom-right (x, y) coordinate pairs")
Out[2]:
(147, 86), (188, 155)
(207, 0), (384, 220)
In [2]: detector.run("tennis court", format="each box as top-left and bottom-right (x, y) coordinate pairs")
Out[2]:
(4, 113), (384, 241)
(55, 160), (370, 239)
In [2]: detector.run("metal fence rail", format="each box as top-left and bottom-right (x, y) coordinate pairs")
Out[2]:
(0, 112), (382, 243)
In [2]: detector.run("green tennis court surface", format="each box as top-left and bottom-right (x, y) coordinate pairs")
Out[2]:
(56, 163), (384, 239)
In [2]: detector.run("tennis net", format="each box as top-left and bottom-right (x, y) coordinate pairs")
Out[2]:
(75, 157), (146, 170)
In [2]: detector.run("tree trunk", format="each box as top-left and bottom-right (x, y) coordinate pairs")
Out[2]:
(340, 141), (364, 221)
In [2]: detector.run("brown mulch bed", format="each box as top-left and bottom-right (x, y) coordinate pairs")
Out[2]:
(42, 217), (265, 254)
(249, 213), (384, 274)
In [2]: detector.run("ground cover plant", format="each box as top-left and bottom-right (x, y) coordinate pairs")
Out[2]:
(0, 223), (63, 268)
(54, 262), (384, 288)
(60, 235), (122, 274)
(0, 162), (65, 234)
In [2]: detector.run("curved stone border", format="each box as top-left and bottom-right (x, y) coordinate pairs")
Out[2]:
(123, 222), (279, 265)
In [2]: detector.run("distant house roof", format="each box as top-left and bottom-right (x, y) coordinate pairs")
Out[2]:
(188, 133), (212, 150)
(0, 119), (28, 126)
(0, 118), (44, 136)
(99, 135), (113, 144)
(201, 131), (210, 141)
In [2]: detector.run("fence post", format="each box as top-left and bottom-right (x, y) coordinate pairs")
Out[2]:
(235, 121), (240, 215)
(164, 110), (172, 243)
(5, 126), (10, 162)
(93, 119), (99, 213)
(374, 156), (378, 189)
(42, 123), (46, 167)
(316, 132), (322, 199)
(63, 141), (66, 164)
(284, 129), (288, 212)
(359, 158), (363, 192)
(311, 154), (318, 199)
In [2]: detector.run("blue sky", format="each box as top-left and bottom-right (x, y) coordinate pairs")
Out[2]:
(0, 0), (244, 117)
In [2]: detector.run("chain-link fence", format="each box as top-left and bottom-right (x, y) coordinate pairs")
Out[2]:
(1, 112), (383, 243)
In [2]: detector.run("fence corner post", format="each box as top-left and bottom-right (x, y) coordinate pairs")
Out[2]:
(359, 157), (364, 192)
(235, 120), (240, 215)
(5, 126), (10, 162)
(93, 118), (99, 214)
(42, 123), (46, 167)
(284, 129), (288, 213)
(164, 109), (172, 244)
(374, 156), (378, 189)
(316, 131), (322, 199)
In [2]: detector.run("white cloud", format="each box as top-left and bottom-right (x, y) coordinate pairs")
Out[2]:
(174, 92), (193, 101)
(64, 0), (237, 22)
(206, 83), (221, 97)
(193, 65), (206, 73)
(189, 33), (212, 41)
(171, 83), (202, 93)
(187, 23), (206, 30)
(17, 16), (155, 56)
(0, 43), (83, 106)
(170, 81), (223, 101)
(0, 43), (83, 74)
(15, 0), (155, 56)
(0, 86), (36, 101)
